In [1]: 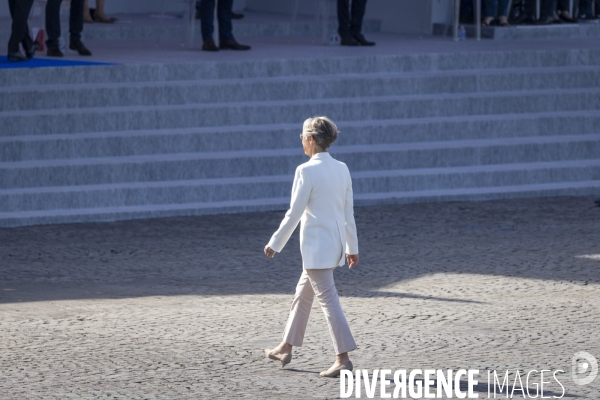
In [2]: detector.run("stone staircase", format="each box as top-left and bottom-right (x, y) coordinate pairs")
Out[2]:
(1, 49), (599, 227)
(0, 12), (381, 45)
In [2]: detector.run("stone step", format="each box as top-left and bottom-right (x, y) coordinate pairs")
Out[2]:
(2, 66), (599, 112)
(1, 178), (598, 228)
(2, 134), (598, 189)
(434, 22), (600, 41)
(1, 160), (599, 213)
(3, 88), (600, 136)
(1, 48), (599, 88)
(2, 111), (599, 162)
(0, 13), (380, 44)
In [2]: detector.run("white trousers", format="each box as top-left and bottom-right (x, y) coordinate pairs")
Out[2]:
(282, 268), (356, 355)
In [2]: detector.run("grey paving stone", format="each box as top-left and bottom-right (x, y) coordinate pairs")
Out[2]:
(0, 196), (598, 399)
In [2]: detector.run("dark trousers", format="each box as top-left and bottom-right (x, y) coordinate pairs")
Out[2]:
(483, 0), (511, 17)
(7, 0), (35, 53)
(556, 0), (570, 11)
(524, 0), (555, 18)
(45, 0), (84, 46)
(579, 0), (599, 15)
(199, 0), (234, 42)
(337, 0), (368, 37)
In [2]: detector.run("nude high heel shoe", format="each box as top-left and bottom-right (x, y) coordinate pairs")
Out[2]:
(264, 349), (292, 368)
(319, 360), (353, 378)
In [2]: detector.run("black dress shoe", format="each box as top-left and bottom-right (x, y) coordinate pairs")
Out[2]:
(24, 42), (40, 60)
(219, 38), (251, 50)
(340, 35), (359, 46)
(70, 40), (92, 56)
(559, 14), (578, 23)
(202, 39), (219, 51)
(231, 12), (244, 19)
(47, 44), (64, 57)
(352, 33), (375, 46)
(7, 51), (27, 62)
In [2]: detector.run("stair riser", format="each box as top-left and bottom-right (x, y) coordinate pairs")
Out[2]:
(2, 140), (598, 189)
(3, 114), (600, 162)
(2, 50), (600, 88)
(4, 69), (600, 112)
(1, 184), (598, 228)
(3, 91), (599, 136)
(2, 165), (599, 212)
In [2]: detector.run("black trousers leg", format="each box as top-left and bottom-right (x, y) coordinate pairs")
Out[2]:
(579, 0), (593, 15)
(199, 0), (215, 41)
(46, 0), (62, 47)
(524, 0), (555, 18)
(217, 0), (234, 41)
(557, 0), (570, 11)
(542, 0), (556, 17)
(8, 0), (35, 53)
(350, 0), (367, 36)
(69, 0), (84, 44)
(337, 0), (351, 37)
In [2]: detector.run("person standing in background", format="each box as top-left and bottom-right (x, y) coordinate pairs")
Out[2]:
(337, 0), (375, 46)
(84, 0), (116, 23)
(7, 0), (38, 61)
(46, 0), (92, 56)
(579, 0), (600, 21)
(198, 0), (251, 51)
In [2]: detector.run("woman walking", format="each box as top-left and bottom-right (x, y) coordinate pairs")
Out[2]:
(263, 116), (359, 378)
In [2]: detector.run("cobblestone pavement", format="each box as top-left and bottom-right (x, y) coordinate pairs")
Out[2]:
(1, 196), (599, 400)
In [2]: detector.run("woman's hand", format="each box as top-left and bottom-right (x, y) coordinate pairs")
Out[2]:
(264, 245), (276, 259)
(346, 254), (359, 269)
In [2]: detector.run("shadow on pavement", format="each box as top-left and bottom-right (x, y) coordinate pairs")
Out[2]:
(0, 196), (597, 304)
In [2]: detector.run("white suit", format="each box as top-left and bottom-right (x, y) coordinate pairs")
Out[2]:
(268, 152), (358, 355)
(267, 152), (359, 268)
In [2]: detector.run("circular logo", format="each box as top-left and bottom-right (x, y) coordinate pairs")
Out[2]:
(572, 351), (598, 385)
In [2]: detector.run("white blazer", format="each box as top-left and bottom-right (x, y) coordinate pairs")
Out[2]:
(267, 152), (359, 269)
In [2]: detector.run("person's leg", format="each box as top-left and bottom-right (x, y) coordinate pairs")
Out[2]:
(45, 0), (62, 47)
(97, 0), (105, 14)
(482, 0), (497, 24)
(69, 0), (84, 44)
(199, 0), (216, 41)
(93, 0), (114, 22)
(84, 0), (93, 22)
(8, 0), (33, 51)
(497, 0), (511, 23)
(7, 0), (17, 52)
(306, 268), (356, 356)
(498, 0), (511, 16)
(556, 0), (567, 10)
(216, 0), (234, 42)
(524, 0), (536, 17)
(349, 0), (367, 37)
(337, 0), (351, 37)
(542, 0), (555, 18)
(579, 0), (593, 15)
(7, 0), (34, 54)
(279, 270), (315, 350)
(21, 20), (35, 51)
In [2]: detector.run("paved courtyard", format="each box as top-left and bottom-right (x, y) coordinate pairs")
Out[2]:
(1, 196), (599, 399)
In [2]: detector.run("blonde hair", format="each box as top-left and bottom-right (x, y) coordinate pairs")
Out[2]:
(301, 116), (340, 150)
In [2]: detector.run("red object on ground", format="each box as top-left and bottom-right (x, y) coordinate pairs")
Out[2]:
(35, 29), (46, 51)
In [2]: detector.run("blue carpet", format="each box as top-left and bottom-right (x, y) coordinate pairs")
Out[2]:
(0, 56), (115, 69)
